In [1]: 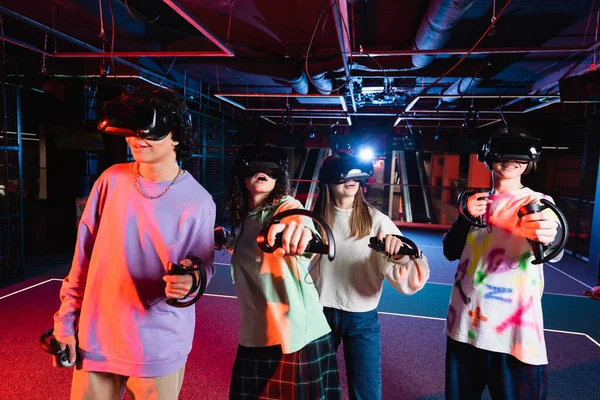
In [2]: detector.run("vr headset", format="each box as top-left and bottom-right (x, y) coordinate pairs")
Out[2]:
(319, 152), (373, 185)
(478, 131), (542, 165)
(98, 101), (190, 141)
(236, 145), (288, 179)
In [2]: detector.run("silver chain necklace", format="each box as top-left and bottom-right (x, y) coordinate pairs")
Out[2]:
(133, 162), (183, 200)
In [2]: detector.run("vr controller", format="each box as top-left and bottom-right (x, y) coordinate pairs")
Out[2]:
(457, 190), (569, 264)
(165, 261), (207, 308)
(39, 329), (77, 368)
(517, 199), (569, 264)
(457, 189), (490, 228)
(368, 235), (422, 258)
(257, 209), (336, 261)
(214, 226), (232, 250)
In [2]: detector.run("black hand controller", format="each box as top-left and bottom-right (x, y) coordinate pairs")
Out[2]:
(457, 189), (489, 228)
(40, 329), (77, 368)
(517, 199), (569, 265)
(165, 261), (206, 308)
(214, 226), (231, 250)
(257, 209), (336, 261)
(368, 235), (422, 258)
(262, 232), (329, 257)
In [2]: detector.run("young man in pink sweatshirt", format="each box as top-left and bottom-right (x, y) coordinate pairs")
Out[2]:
(53, 87), (216, 399)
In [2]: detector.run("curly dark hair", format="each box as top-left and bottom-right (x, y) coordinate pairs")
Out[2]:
(122, 86), (194, 161)
(224, 149), (292, 229)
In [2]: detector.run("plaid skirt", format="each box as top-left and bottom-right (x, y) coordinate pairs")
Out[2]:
(229, 333), (341, 400)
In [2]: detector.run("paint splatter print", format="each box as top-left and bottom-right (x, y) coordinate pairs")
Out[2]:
(445, 187), (556, 366)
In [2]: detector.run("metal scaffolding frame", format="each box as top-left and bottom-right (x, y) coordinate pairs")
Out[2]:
(0, 64), (24, 284)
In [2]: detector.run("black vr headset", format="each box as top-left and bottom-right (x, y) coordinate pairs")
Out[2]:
(319, 152), (373, 185)
(236, 145), (288, 179)
(98, 100), (191, 141)
(478, 129), (542, 167)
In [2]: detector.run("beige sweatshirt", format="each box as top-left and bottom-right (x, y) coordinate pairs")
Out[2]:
(310, 205), (430, 312)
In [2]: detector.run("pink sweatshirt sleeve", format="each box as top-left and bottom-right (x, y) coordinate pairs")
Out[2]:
(53, 182), (103, 337)
(188, 201), (217, 287)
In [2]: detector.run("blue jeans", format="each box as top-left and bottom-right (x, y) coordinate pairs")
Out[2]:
(446, 336), (548, 400)
(323, 307), (381, 400)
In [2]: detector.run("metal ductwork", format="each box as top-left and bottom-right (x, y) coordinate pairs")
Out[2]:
(329, 0), (356, 110)
(288, 69), (309, 95)
(310, 72), (333, 95)
(174, 45), (311, 94)
(439, 77), (483, 104)
(52, 0), (148, 39)
(412, 0), (477, 69)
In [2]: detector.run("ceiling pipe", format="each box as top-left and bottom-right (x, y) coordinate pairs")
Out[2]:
(412, 0), (477, 69)
(15, 1), (234, 58)
(287, 69), (309, 95)
(27, 43), (309, 95)
(2, 3), (233, 57)
(531, 54), (596, 94)
(1, 6), (314, 94)
(52, 0), (147, 39)
(51, 51), (234, 58)
(58, 74), (170, 89)
(213, 93), (347, 114)
(492, 38), (600, 112)
(492, 55), (593, 114)
(0, 6), (202, 96)
(438, 77), (483, 104)
(394, 116), (501, 127)
(330, 0), (356, 112)
(477, 98), (561, 129)
(177, 53), (313, 94)
(0, 34), (52, 57)
(52, 0), (234, 56)
(161, 0), (234, 56)
(310, 72), (333, 95)
(323, 0), (479, 103)
(404, 94), (558, 113)
(353, 42), (600, 57)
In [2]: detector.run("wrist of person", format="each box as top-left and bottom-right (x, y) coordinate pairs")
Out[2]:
(464, 206), (479, 219)
(390, 254), (411, 266)
(182, 270), (200, 299)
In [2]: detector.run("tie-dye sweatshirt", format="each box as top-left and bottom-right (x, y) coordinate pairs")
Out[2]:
(443, 187), (561, 366)
(54, 163), (216, 377)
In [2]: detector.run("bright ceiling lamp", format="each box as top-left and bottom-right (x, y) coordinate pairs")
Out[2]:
(358, 147), (374, 161)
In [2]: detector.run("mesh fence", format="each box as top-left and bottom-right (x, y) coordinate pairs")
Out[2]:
(553, 119), (600, 261)
(182, 110), (235, 226)
(0, 82), (24, 284)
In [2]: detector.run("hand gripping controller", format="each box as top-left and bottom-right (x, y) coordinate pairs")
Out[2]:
(368, 235), (422, 258)
(517, 199), (569, 265)
(257, 209), (336, 261)
(165, 260), (207, 308)
(457, 189), (489, 228)
(40, 328), (76, 368)
(214, 226), (231, 250)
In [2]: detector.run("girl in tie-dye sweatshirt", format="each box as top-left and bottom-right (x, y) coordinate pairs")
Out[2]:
(442, 128), (562, 400)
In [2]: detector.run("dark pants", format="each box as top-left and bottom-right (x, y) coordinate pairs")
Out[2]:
(446, 336), (548, 400)
(323, 307), (381, 400)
